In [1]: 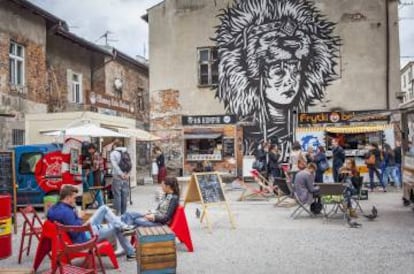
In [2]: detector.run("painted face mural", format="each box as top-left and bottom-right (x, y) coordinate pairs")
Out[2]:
(214, 0), (340, 160)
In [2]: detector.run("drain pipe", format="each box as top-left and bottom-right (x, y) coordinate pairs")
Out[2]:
(385, 0), (390, 110)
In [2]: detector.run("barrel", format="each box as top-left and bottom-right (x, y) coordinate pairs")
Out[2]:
(0, 195), (12, 259)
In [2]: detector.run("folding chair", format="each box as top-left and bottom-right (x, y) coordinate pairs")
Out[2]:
(238, 170), (278, 201)
(273, 177), (294, 207)
(290, 192), (315, 219)
(45, 223), (105, 274)
(18, 206), (44, 264)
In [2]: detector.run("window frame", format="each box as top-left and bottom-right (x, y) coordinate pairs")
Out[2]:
(197, 47), (218, 87)
(18, 152), (42, 175)
(12, 129), (25, 146)
(9, 41), (25, 86)
(69, 71), (83, 104)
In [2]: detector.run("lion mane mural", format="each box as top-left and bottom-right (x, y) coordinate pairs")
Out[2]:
(214, 0), (340, 159)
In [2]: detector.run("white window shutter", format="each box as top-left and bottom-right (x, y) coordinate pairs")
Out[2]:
(67, 69), (72, 102)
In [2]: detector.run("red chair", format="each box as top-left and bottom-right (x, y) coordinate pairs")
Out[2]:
(44, 223), (105, 274)
(130, 206), (194, 252)
(33, 220), (119, 272)
(170, 206), (194, 252)
(18, 206), (45, 264)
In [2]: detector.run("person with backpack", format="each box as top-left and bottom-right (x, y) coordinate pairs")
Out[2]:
(365, 142), (384, 192)
(110, 139), (132, 215)
(332, 138), (345, 183)
(314, 145), (328, 183)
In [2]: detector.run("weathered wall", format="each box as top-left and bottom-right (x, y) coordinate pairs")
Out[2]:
(46, 34), (97, 112)
(150, 89), (183, 174)
(104, 58), (149, 123)
(0, 2), (48, 148)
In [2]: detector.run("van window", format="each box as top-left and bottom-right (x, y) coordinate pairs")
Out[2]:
(19, 153), (42, 174)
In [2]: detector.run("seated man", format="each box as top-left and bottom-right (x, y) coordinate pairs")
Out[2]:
(121, 177), (180, 227)
(293, 163), (319, 205)
(47, 185), (136, 260)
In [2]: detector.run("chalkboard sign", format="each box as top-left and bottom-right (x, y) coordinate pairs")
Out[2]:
(194, 173), (225, 204)
(223, 138), (235, 157)
(0, 151), (17, 233)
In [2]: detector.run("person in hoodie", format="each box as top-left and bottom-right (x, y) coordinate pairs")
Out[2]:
(110, 139), (130, 215)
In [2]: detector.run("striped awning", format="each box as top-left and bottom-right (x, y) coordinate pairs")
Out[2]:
(297, 124), (392, 134)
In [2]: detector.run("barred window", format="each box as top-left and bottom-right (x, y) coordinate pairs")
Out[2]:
(12, 129), (25, 145)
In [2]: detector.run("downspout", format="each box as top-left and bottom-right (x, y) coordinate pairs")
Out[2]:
(385, 0), (390, 110)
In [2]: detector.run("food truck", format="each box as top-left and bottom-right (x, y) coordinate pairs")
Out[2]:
(296, 111), (396, 183)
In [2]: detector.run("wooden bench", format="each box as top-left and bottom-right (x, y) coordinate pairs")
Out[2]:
(136, 226), (177, 274)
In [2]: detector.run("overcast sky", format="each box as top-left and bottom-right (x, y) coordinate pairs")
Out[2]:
(29, 0), (414, 66)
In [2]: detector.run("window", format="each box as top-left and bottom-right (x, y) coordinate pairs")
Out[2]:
(404, 75), (407, 88)
(198, 47), (218, 86)
(9, 41), (25, 85)
(12, 129), (25, 146)
(19, 152), (42, 174)
(67, 70), (83, 104)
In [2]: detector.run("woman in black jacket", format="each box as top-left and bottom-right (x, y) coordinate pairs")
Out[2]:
(268, 144), (281, 179)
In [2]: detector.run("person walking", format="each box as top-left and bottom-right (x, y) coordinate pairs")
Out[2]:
(382, 143), (401, 190)
(110, 139), (131, 215)
(268, 144), (281, 180)
(154, 146), (167, 184)
(314, 146), (328, 183)
(332, 138), (345, 182)
(289, 141), (307, 184)
(365, 143), (384, 192)
(394, 140), (402, 186)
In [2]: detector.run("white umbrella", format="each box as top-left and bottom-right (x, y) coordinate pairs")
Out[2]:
(115, 127), (161, 141)
(43, 123), (127, 138)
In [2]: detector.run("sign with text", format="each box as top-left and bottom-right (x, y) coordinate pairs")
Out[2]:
(87, 92), (133, 113)
(298, 111), (388, 125)
(182, 115), (237, 126)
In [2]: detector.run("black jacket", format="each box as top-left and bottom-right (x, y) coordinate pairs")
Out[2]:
(332, 146), (345, 168)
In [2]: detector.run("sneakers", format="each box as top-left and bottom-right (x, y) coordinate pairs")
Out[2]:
(126, 253), (136, 261)
(120, 225), (136, 235)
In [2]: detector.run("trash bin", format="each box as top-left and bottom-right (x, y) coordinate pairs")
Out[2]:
(0, 194), (12, 259)
(43, 195), (59, 217)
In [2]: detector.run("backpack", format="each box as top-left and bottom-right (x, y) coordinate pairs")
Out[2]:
(118, 151), (132, 173)
(318, 158), (329, 172)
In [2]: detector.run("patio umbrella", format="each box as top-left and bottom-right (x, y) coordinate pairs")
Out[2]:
(43, 123), (128, 138)
(115, 127), (161, 141)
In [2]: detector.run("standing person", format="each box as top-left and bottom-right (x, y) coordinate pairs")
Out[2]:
(332, 138), (345, 182)
(394, 140), (402, 186)
(314, 146), (328, 183)
(365, 143), (384, 192)
(289, 141), (307, 184)
(110, 139), (131, 215)
(268, 144), (281, 180)
(305, 146), (315, 164)
(88, 144), (104, 207)
(47, 185), (136, 260)
(339, 158), (359, 218)
(382, 143), (401, 190)
(154, 147), (167, 184)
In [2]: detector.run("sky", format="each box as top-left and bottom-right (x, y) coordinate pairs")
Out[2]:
(29, 0), (414, 66)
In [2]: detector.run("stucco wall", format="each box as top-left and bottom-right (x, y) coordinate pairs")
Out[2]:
(148, 0), (400, 114)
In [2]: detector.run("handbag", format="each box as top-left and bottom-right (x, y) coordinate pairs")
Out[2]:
(365, 154), (375, 165)
(297, 153), (307, 170)
(318, 159), (329, 172)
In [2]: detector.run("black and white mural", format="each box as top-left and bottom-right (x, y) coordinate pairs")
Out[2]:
(214, 0), (340, 160)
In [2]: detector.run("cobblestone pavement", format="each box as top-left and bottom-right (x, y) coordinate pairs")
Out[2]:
(2, 184), (414, 274)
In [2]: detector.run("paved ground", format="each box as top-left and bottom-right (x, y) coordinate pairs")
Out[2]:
(2, 184), (414, 274)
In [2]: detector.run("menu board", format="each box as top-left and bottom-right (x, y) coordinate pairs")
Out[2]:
(0, 151), (14, 194)
(195, 173), (225, 204)
(223, 139), (235, 157)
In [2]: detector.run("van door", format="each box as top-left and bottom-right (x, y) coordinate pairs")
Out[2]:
(15, 148), (45, 205)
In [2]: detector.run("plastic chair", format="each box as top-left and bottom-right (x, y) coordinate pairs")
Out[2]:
(18, 206), (44, 264)
(169, 206), (194, 252)
(33, 220), (118, 272)
(45, 223), (104, 274)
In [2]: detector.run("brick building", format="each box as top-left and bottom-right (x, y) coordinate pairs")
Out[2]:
(0, 0), (149, 149)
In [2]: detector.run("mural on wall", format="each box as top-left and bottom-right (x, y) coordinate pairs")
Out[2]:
(214, 0), (340, 160)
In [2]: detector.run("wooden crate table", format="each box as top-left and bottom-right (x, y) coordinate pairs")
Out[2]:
(136, 226), (177, 274)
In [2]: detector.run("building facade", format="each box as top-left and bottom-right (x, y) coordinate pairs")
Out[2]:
(146, 0), (401, 174)
(401, 61), (414, 105)
(0, 0), (149, 150)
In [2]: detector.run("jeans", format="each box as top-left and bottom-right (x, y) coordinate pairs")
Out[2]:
(113, 177), (129, 215)
(121, 212), (159, 227)
(368, 166), (383, 189)
(315, 170), (324, 183)
(382, 166), (401, 188)
(333, 166), (340, 183)
(88, 205), (135, 256)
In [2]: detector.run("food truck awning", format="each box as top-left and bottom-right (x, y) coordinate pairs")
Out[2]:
(325, 125), (391, 134)
(184, 133), (222, 140)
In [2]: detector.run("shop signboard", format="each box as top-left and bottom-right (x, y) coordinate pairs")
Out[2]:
(182, 115), (237, 126)
(298, 111), (389, 125)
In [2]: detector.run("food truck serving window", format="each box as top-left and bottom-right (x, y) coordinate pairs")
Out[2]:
(185, 133), (223, 161)
(19, 152), (42, 174)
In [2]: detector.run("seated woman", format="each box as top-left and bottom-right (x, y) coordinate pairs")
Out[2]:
(121, 177), (180, 227)
(339, 158), (360, 218)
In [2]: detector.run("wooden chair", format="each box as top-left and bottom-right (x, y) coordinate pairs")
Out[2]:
(18, 206), (45, 264)
(238, 170), (277, 201)
(45, 223), (105, 274)
(273, 177), (296, 207)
